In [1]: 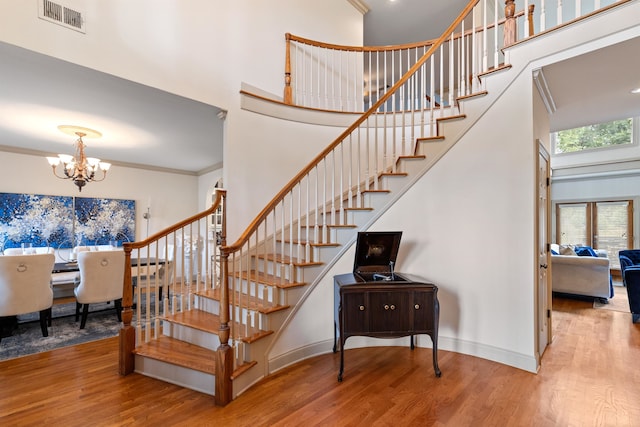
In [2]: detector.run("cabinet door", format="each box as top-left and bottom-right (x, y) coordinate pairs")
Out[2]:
(412, 290), (435, 333)
(342, 292), (367, 335)
(368, 291), (411, 333)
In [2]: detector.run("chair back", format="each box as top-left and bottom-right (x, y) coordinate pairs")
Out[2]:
(0, 253), (55, 316)
(3, 246), (53, 255)
(76, 250), (125, 304)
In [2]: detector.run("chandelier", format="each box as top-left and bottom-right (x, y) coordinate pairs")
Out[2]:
(46, 125), (111, 192)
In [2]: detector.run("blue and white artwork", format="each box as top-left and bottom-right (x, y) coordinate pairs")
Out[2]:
(0, 193), (74, 249)
(74, 197), (135, 245)
(0, 193), (136, 251)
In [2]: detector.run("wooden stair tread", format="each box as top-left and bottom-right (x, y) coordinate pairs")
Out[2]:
(478, 63), (512, 78)
(361, 189), (390, 194)
(134, 336), (258, 379)
(196, 287), (290, 314)
(163, 309), (274, 344)
(437, 113), (466, 122)
(133, 336), (217, 375)
(344, 206), (374, 211)
(398, 155), (426, 160)
(299, 223), (357, 229)
(232, 269), (307, 289)
(258, 253), (323, 267)
(416, 135), (445, 142)
(457, 90), (488, 102)
(276, 238), (340, 247)
(231, 361), (258, 380)
(379, 172), (408, 177)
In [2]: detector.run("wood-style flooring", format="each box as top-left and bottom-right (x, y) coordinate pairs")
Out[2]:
(1, 295), (639, 426)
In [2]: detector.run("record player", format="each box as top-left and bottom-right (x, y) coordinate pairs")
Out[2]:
(333, 231), (440, 381)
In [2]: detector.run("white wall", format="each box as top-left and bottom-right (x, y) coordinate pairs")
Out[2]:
(0, 150), (198, 240)
(269, 66), (539, 372)
(268, 2), (640, 374)
(0, 0), (363, 242)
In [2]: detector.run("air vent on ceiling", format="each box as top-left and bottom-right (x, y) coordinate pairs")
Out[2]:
(38, 0), (86, 33)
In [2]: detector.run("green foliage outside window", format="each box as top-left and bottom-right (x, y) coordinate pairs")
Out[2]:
(554, 118), (632, 154)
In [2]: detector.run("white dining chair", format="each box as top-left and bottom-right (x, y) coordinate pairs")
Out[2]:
(3, 246), (53, 255)
(75, 250), (125, 329)
(0, 253), (55, 341)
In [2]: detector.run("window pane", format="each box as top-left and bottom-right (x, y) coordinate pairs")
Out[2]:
(596, 201), (630, 270)
(557, 203), (587, 245)
(554, 118), (632, 154)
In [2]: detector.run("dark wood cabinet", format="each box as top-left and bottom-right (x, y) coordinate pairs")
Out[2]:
(333, 273), (441, 381)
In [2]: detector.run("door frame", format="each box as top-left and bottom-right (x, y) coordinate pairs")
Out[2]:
(536, 141), (552, 365)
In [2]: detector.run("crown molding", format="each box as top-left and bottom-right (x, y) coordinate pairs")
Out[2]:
(347, 0), (369, 15)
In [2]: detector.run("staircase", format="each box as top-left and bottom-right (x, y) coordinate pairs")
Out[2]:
(118, 0), (634, 406)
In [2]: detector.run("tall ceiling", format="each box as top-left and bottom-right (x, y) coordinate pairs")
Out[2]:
(0, 40), (224, 175)
(363, 0), (640, 132)
(1, 1), (638, 175)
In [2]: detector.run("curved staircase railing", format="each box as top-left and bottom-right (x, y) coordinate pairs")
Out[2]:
(119, 0), (633, 407)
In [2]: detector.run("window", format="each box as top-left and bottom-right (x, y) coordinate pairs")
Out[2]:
(553, 118), (633, 155)
(556, 200), (633, 269)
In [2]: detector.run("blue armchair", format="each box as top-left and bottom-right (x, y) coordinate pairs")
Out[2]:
(619, 250), (640, 286)
(618, 250), (640, 323)
(621, 268), (640, 323)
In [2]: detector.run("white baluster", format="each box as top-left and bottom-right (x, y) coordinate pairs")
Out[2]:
(482, 0), (488, 71)
(494, 0), (499, 69)
(558, 0), (563, 26)
(541, 0), (547, 31)
(524, 0), (530, 37)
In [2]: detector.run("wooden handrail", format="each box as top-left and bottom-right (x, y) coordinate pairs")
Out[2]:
(283, 6), (524, 109)
(119, 190), (227, 381)
(225, 0), (481, 254)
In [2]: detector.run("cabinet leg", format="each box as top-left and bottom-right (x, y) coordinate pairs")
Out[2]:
(338, 344), (345, 382)
(410, 335), (414, 350)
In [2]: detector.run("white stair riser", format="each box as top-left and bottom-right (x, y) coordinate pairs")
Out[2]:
(135, 355), (215, 396)
(162, 320), (220, 350)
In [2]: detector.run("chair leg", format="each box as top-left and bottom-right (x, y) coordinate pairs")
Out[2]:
(80, 304), (90, 329)
(75, 302), (82, 322)
(115, 299), (122, 322)
(47, 307), (52, 327)
(39, 309), (49, 337)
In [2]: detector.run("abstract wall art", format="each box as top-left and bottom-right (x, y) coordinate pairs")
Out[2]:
(0, 192), (135, 250)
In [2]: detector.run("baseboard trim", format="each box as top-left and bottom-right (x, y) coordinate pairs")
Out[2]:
(267, 335), (538, 376)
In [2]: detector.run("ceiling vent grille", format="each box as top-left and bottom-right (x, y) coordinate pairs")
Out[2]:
(38, 0), (86, 33)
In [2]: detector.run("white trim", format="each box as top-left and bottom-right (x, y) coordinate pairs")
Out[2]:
(267, 336), (538, 376)
(346, 0), (369, 15)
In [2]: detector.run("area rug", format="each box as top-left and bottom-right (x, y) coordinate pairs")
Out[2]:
(594, 287), (630, 313)
(0, 301), (122, 361)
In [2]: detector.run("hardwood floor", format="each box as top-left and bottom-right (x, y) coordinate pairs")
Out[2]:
(1, 295), (639, 426)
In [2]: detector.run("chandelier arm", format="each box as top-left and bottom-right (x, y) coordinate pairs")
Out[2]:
(50, 165), (73, 180)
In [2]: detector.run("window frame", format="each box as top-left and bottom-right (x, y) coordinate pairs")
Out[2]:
(551, 117), (638, 157)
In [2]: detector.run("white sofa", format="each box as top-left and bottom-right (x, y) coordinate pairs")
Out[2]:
(550, 244), (611, 301)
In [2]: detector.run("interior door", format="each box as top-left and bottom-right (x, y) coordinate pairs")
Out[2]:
(537, 144), (552, 359)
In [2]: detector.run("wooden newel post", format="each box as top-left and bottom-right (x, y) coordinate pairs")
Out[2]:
(215, 249), (232, 406)
(214, 190), (233, 406)
(528, 4), (536, 37)
(504, 0), (516, 46)
(284, 33), (293, 105)
(119, 243), (135, 375)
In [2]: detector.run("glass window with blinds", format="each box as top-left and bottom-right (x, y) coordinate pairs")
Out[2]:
(556, 200), (633, 269)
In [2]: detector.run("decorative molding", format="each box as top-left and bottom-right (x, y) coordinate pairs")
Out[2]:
(266, 335), (539, 378)
(533, 68), (557, 114)
(347, 0), (369, 15)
